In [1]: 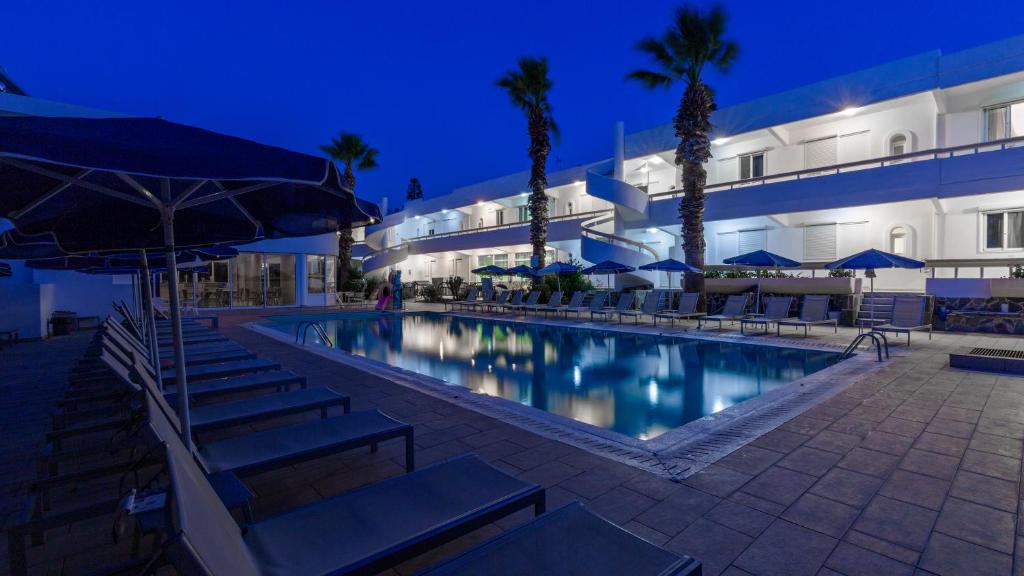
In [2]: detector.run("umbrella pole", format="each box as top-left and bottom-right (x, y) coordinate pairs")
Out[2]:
(138, 250), (163, 392)
(162, 212), (193, 450)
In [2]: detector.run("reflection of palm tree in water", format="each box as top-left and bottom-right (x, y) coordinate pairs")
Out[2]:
(681, 343), (705, 424)
(529, 326), (548, 408)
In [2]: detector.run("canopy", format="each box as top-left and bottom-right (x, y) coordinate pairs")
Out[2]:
(536, 261), (580, 276)
(638, 259), (703, 274)
(0, 261), (10, 277)
(0, 116), (381, 253)
(471, 264), (507, 276)
(27, 246), (239, 272)
(723, 250), (800, 268)
(506, 265), (538, 277)
(825, 249), (925, 270)
(581, 260), (635, 275)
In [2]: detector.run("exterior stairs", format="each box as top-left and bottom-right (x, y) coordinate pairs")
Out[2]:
(855, 292), (924, 328)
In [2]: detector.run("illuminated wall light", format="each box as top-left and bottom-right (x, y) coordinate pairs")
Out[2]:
(840, 106), (860, 117)
(646, 228), (658, 234)
(711, 137), (729, 145)
(573, 180), (583, 186)
(476, 200), (485, 205)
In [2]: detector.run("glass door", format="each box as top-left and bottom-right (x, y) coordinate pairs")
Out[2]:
(231, 253), (265, 307)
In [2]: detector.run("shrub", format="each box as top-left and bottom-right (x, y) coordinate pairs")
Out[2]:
(828, 268), (854, 278)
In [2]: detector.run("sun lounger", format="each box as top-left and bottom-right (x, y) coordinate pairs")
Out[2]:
(482, 291), (510, 313)
(619, 291), (664, 324)
(653, 292), (705, 326)
(559, 291), (605, 319)
(507, 291), (541, 313)
(873, 296), (932, 345)
(591, 291), (634, 321)
(445, 287), (478, 311)
(698, 294), (749, 330)
(528, 291), (563, 315)
(419, 502), (701, 576)
(497, 290), (524, 313)
(551, 291), (586, 317)
(464, 289), (495, 312)
(775, 295), (838, 336)
(740, 296), (794, 334)
(161, 357), (281, 384)
(161, 435), (544, 576)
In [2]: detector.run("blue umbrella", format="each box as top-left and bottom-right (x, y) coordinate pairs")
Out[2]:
(536, 261), (581, 294)
(0, 261), (10, 277)
(506, 264), (539, 277)
(581, 259), (634, 290)
(825, 248), (925, 294)
(471, 264), (507, 276)
(639, 258), (702, 289)
(724, 250), (800, 268)
(0, 116), (381, 451)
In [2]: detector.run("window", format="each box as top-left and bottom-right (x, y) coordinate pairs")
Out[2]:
(985, 209), (1024, 250)
(738, 229), (766, 254)
(232, 254), (265, 307)
(890, 227), (908, 255)
(306, 255), (325, 294)
(804, 224), (837, 261)
(197, 261), (230, 308)
(739, 152), (765, 180)
(889, 134), (907, 156)
(805, 136), (837, 169)
(985, 102), (1024, 141)
(326, 257), (337, 294)
(496, 209), (504, 226)
(515, 252), (531, 267)
(517, 205), (529, 222)
(493, 253), (508, 268)
(265, 254), (296, 306)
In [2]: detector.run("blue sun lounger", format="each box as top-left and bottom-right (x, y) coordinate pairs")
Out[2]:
(419, 502), (701, 576)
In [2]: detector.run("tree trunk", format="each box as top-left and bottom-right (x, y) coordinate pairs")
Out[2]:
(527, 106), (551, 269)
(675, 81), (714, 297)
(338, 165), (357, 291)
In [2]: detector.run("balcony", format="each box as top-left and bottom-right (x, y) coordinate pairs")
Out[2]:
(646, 135), (1024, 226)
(396, 210), (607, 254)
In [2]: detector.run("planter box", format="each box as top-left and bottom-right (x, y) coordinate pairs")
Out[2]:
(926, 278), (992, 298)
(705, 278), (757, 294)
(759, 277), (861, 295)
(992, 279), (1024, 298)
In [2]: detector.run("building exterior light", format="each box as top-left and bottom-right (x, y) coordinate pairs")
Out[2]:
(711, 137), (729, 145)
(647, 228), (658, 234)
(840, 106), (860, 117)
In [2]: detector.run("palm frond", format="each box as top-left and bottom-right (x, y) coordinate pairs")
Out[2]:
(626, 69), (674, 89)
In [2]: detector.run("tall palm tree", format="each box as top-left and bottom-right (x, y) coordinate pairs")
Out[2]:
(627, 4), (738, 294)
(497, 57), (558, 269)
(320, 132), (379, 290)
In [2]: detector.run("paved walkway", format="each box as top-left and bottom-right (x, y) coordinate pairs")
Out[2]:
(3, 307), (1024, 575)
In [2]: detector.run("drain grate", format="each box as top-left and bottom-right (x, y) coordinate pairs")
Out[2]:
(969, 348), (1024, 359)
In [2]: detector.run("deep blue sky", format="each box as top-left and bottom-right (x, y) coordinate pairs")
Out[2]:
(3, 0), (1023, 208)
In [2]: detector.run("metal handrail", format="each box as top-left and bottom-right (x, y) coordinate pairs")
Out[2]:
(648, 134), (1024, 201)
(403, 209), (609, 242)
(580, 213), (659, 259)
(295, 320), (334, 347)
(841, 330), (889, 362)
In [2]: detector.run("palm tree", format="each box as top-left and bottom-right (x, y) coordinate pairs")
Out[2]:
(320, 132), (379, 291)
(627, 4), (738, 294)
(497, 57), (558, 269)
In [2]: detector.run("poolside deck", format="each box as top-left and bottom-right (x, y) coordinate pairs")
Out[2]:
(3, 305), (1024, 575)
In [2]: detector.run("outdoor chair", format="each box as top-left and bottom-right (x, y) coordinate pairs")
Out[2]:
(740, 296), (794, 334)
(482, 291), (510, 313)
(698, 295), (749, 330)
(874, 296), (933, 345)
(775, 295), (838, 337)
(619, 291), (664, 324)
(529, 291), (563, 315)
(555, 291), (591, 318)
(591, 292), (634, 321)
(505, 291), (540, 313)
(419, 502), (701, 576)
(445, 287), (478, 311)
(496, 290), (523, 313)
(464, 289), (494, 312)
(653, 293), (705, 326)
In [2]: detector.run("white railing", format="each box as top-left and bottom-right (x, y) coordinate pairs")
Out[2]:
(402, 210), (607, 243)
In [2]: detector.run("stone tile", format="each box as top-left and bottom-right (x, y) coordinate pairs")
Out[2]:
(875, 417), (927, 439)
(828, 415), (876, 438)
(727, 491), (786, 517)
(852, 496), (938, 552)
(720, 568), (754, 576)
(805, 430), (862, 455)
(948, 470), (1018, 513)
(825, 541), (915, 576)
(976, 418), (1024, 440)
(920, 533), (1012, 576)
(734, 519), (837, 576)
(703, 499), (775, 538)
(936, 405), (981, 424)
(890, 404), (938, 423)
(898, 449), (960, 481)
(837, 447), (900, 478)
(858, 430), (914, 456)
(776, 446), (842, 477)
(913, 432), (969, 458)
(665, 517), (753, 576)
(781, 493), (860, 538)
(878, 470), (950, 511)
(518, 460), (582, 487)
(717, 445), (784, 476)
(634, 485), (720, 537)
(623, 521), (671, 547)
(961, 449), (1021, 482)
(622, 472), (682, 501)
(750, 428), (811, 454)
(934, 497), (1016, 554)
(557, 467), (631, 499)
(682, 464), (753, 498)
(739, 466), (817, 507)
(782, 416), (833, 436)
(844, 530), (921, 566)
(969, 432), (1023, 459)
(810, 468), (884, 507)
(587, 486), (658, 525)
(924, 417), (975, 439)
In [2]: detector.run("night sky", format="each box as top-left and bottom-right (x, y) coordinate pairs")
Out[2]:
(3, 0), (1023, 208)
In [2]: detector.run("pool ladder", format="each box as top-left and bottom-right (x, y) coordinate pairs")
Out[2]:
(841, 331), (889, 362)
(296, 321), (334, 348)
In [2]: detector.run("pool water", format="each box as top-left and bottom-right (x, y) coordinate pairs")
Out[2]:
(265, 312), (841, 440)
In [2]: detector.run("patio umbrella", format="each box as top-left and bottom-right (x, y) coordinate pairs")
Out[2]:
(723, 250), (800, 311)
(537, 261), (580, 295)
(0, 261), (10, 277)
(581, 259), (635, 290)
(505, 264), (538, 289)
(471, 264), (507, 275)
(639, 258), (702, 289)
(0, 116), (381, 450)
(824, 248), (925, 293)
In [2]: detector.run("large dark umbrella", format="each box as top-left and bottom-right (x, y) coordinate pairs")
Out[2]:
(506, 264), (538, 289)
(537, 261), (580, 295)
(581, 259), (634, 290)
(0, 116), (380, 449)
(825, 248), (925, 325)
(471, 264), (507, 276)
(723, 250), (800, 311)
(639, 258), (702, 289)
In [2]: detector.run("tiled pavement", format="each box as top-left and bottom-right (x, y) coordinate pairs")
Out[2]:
(2, 307), (1024, 575)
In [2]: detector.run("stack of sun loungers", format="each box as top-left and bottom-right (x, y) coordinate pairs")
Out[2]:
(8, 302), (701, 576)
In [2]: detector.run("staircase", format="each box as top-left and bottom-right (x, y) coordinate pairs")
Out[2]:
(855, 292), (923, 328)
(580, 213), (657, 288)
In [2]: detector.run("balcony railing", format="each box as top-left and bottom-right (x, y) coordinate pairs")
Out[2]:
(648, 135), (1024, 202)
(580, 213), (658, 259)
(401, 209), (608, 243)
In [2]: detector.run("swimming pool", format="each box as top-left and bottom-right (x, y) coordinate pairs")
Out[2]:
(263, 312), (842, 440)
